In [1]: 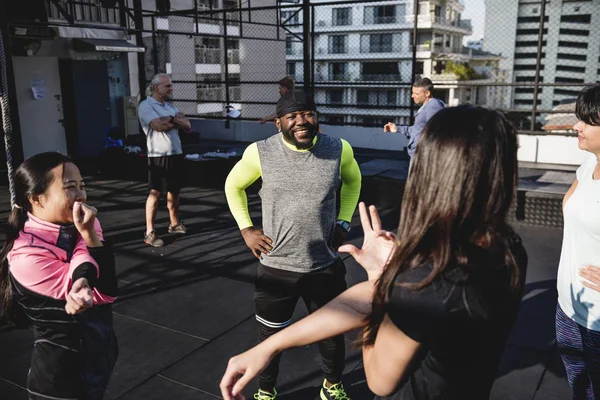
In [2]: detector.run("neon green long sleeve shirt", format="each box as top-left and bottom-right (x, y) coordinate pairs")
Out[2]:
(225, 135), (362, 230)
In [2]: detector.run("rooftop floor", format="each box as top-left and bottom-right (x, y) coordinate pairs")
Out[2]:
(0, 155), (571, 400)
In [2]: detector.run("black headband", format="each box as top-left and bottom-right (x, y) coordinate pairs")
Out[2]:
(276, 91), (317, 118)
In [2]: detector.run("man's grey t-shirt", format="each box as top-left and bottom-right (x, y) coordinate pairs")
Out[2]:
(138, 97), (183, 157)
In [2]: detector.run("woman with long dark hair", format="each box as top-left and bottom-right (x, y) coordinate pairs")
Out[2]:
(219, 106), (528, 400)
(0, 152), (118, 400)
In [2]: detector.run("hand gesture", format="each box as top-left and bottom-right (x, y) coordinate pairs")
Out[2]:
(73, 202), (97, 236)
(241, 227), (273, 259)
(220, 345), (275, 400)
(65, 277), (93, 315)
(338, 203), (397, 281)
(580, 266), (600, 292)
(383, 122), (397, 133)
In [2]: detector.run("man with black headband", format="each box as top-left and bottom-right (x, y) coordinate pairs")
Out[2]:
(225, 91), (362, 400)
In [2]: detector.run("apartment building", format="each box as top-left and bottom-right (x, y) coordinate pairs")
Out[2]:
(484, 0), (600, 110)
(284, 0), (474, 126)
(144, 0), (284, 119)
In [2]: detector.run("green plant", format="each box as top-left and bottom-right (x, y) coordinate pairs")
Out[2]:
(444, 61), (486, 80)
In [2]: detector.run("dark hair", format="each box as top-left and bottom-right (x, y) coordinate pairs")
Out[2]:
(0, 152), (71, 320)
(364, 106), (520, 345)
(575, 84), (600, 126)
(413, 77), (434, 93)
(278, 76), (295, 91)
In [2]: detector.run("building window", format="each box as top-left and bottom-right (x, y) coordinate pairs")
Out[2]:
(280, 10), (299, 25)
(558, 41), (588, 49)
(287, 62), (296, 77)
(415, 61), (424, 75)
(560, 14), (591, 23)
(557, 53), (587, 61)
(361, 33), (398, 53)
(515, 88), (543, 94)
(559, 28), (589, 36)
(516, 41), (547, 47)
(361, 62), (401, 81)
(329, 35), (348, 54)
(332, 7), (351, 26)
(286, 37), (294, 55)
(514, 52), (545, 59)
(364, 5), (397, 24)
(329, 62), (347, 80)
(514, 64), (545, 71)
(516, 28), (548, 35)
(556, 65), (585, 73)
(517, 16), (548, 23)
(516, 76), (544, 82)
(356, 90), (397, 106)
(327, 90), (344, 104)
(554, 88), (582, 96)
(555, 77), (585, 83)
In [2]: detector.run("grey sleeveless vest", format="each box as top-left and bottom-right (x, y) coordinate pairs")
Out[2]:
(257, 133), (342, 273)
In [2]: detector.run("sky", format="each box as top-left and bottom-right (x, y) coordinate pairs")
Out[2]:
(461, 0), (486, 42)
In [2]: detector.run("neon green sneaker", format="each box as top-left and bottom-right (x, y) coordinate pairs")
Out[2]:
(254, 388), (277, 400)
(320, 379), (350, 400)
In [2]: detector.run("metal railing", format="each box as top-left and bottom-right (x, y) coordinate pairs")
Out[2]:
(45, 0), (120, 24)
(195, 48), (222, 64)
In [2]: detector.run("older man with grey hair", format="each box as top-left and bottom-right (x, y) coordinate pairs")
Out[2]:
(138, 73), (191, 247)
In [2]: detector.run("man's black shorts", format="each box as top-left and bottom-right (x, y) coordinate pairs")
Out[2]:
(148, 155), (184, 193)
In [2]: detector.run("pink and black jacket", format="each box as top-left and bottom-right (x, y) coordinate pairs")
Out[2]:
(8, 213), (118, 400)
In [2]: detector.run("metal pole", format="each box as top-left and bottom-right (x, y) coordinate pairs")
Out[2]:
(133, 0), (147, 100)
(151, 16), (158, 75)
(530, 0), (547, 133)
(194, 0), (199, 34)
(0, 3), (23, 206)
(223, 10), (231, 129)
(310, 4), (315, 96)
(302, 0), (311, 95)
(410, 0), (418, 125)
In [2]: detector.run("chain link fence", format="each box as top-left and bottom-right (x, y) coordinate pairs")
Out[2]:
(144, 0), (599, 134)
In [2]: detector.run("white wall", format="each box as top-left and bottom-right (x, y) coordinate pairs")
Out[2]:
(190, 119), (409, 151)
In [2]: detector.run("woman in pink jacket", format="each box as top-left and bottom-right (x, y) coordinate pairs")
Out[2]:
(0, 152), (118, 400)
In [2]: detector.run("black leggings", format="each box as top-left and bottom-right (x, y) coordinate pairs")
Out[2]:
(253, 259), (348, 391)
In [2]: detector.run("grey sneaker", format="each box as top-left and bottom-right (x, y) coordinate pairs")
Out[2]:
(168, 221), (187, 234)
(144, 230), (164, 247)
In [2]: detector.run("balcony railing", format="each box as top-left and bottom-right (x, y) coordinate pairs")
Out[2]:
(197, 87), (224, 102)
(315, 46), (403, 55)
(316, 74), (351, 81)
(361, 45), (403, 53)
(332, 18), (352, 26)
(196, 48), (222, 64)
(360, 74), (402, 82)
(227, 49), (240, 64)
(364, 16), (398, 25)
(414, 44), (471, 55)
(45, 0), (120, 24)
(228, 86), (241, 101)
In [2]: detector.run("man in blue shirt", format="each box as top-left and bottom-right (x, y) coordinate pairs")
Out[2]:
(384, 78), (445, 159)
(138, 73), (191, 247)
